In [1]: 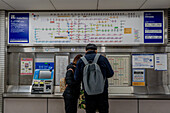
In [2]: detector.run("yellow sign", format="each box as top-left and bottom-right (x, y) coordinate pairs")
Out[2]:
(34, 82), (38, 84)
(124, 28), (132, 34)
(55, 36), (67, 39)
(132, 82), (145, 86)
(40, 82), (44, 84)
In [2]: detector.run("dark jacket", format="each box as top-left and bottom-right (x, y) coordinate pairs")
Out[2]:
(74, 51), (114, 93)
(63, 63), (80, 98)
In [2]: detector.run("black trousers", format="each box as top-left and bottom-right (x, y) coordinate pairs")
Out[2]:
(85, 92), (109, 113)
(64, 94), (78, 113)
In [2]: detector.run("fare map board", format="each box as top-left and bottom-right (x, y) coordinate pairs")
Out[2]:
(107, 55), (131, 86)
(8, 11), (164, 45)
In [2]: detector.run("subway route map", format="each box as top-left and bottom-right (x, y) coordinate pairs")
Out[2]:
(30, 12), (143, 44)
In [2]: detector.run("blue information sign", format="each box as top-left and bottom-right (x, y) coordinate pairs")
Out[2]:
(9, 13), (29, 43)
(144, 12), (163, 43)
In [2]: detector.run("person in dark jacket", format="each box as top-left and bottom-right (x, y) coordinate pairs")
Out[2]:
(63, 54), (83, 113)
(74, 44), (114, 113)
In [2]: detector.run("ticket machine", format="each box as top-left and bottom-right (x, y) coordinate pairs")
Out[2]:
(31, 69), (54, 94)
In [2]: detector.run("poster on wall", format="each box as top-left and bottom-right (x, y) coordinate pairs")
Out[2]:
(132, 54), (154, 68)
(132, 69), (145, 86)
(20, 58), (33, 75)
(155, 54), (167, 71)
(144, 12), (164, 43)
(9, 13), (29, 43)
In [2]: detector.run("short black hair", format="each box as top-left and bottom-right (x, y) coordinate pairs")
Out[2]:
(86, 44), (97, 51)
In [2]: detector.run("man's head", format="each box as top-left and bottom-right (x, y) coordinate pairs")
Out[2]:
(85, 44), (97, 53)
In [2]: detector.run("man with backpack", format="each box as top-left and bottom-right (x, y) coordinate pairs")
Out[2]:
(74, 44), (114, 113)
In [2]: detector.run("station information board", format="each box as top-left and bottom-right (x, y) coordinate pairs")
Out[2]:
(144, 12), (164, 43)
(8, 11), (164, 45)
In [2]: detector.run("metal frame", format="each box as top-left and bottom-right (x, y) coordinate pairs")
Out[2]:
(2, 9), (170, 113)
(4, 9), (170, 97)
(6, 10), (168, 47)
(164, 10), (169, 45)
(19, 53), (35, 85)
(131, 52), (155, 87)
(0, 10), (7, 113)
(7, 46), (167, 53)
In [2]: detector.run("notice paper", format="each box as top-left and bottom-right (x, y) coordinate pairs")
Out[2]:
(155, 54), (167, 71)
(55, 56), (69, 85)
(132, 54), (154, 68)
(132, 69), (145, 86)
(20, 58), (33, 75)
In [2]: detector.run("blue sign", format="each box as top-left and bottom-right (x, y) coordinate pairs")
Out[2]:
(144, 12), (163, 43)
(35, 62), (54, 70)
(9, 13), (29, 43)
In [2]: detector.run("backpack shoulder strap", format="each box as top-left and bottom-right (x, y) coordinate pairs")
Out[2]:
(81, 56), (89, 65)
(93, 54), (100, 63)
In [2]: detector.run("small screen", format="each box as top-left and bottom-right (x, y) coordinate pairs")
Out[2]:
(39, 71), (51, 79)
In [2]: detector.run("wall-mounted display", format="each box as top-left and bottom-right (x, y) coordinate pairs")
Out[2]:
(8, 11), (164, 45)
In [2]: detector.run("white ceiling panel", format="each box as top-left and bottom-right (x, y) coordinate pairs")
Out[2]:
(51, 0), (98, 10)
(3, 0), (55, 10)
(0, 0), (14, 10)
(141, 0), (170, 9)
(98, 0), (146, 9)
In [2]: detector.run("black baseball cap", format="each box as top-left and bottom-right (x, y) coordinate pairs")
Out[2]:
(86, 44), (97, 51)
